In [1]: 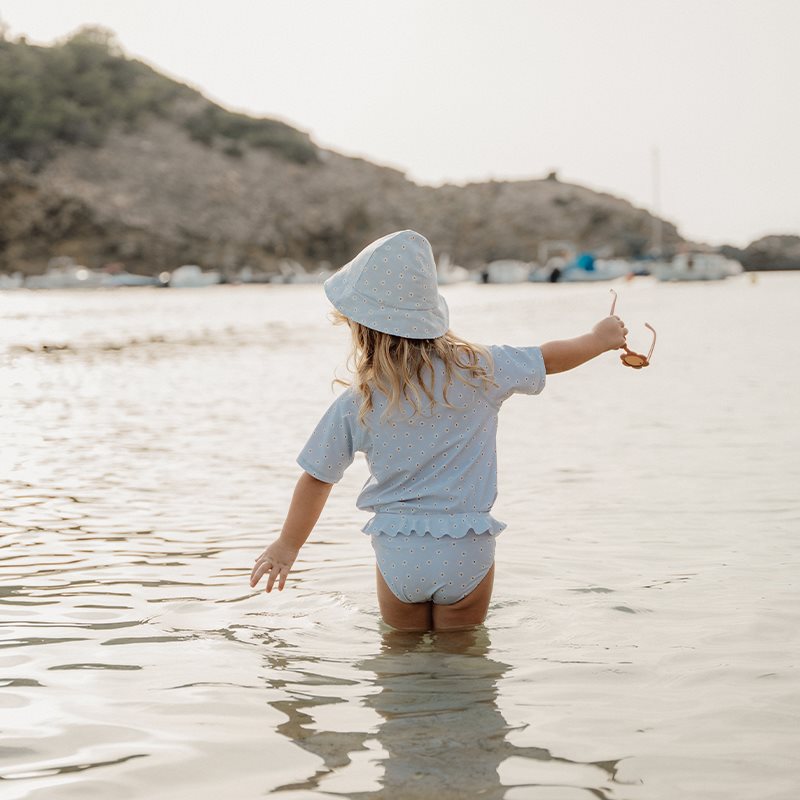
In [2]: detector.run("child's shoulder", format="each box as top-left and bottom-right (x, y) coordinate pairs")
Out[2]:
(481, 343), (546, 401)
(481, 343), (544, 364)
(330, 384), (374, 426)
(332, 383), (361, 409)
(473, 343), (534, 370)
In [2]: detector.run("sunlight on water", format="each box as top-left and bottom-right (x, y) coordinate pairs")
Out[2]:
(1, 274), (798, 799)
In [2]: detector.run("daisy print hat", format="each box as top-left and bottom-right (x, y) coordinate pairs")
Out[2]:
(323, 230), (449, 339)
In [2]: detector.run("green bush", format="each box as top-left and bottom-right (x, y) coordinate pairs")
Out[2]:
(0, 26), (318, 165)
(183, 106), (318, 164)
(0, 27), (185, 162)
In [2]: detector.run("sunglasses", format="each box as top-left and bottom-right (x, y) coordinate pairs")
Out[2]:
(609, 289), (656, 369)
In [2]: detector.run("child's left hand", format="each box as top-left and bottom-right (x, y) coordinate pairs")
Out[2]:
(250, 539), (300, 593)
(592, 315), (629, 352)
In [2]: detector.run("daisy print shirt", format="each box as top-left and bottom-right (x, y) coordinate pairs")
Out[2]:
(296, 344), (546, 538)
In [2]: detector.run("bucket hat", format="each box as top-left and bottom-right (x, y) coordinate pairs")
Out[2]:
(323, 230), (449, 339)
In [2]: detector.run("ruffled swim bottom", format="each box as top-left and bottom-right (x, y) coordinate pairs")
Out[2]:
(371, 529), (496, 605)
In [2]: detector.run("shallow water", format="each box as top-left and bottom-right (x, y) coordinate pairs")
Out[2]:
(1, 273), (798, 799)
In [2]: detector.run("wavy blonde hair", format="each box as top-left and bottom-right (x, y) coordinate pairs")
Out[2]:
(329, 308), (499, 427)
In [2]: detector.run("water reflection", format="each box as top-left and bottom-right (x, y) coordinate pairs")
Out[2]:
(3, 279), (797, 798)
(265, 624), (625, 798)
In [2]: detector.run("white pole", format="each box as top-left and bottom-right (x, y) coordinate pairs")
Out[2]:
(651, 146), (663, 256)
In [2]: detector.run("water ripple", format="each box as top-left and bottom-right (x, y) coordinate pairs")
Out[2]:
(1, 278), (798, 798)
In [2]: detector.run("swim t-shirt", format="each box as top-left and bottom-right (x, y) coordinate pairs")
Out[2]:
(296, 344), (546, 538)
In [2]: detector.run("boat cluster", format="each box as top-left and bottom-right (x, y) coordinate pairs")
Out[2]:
(443, 250), (743, 284)
(0, 258), (330, 290)
(0, 249), (744, 291)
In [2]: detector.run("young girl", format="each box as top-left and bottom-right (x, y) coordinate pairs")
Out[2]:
(249, 230), (628, 632)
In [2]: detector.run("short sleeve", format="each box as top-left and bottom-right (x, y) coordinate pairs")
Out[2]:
(486, 345), (547, 405)
(296, 391), (358, 483)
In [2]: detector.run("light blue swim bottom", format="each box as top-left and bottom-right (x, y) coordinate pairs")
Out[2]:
(371, 530), (496, 605)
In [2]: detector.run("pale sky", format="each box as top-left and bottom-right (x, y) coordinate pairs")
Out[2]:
(3, 0), (798, 247)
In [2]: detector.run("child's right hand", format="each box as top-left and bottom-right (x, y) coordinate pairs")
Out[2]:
(250, 538), (300, 593)
(592, 315), (629, 352)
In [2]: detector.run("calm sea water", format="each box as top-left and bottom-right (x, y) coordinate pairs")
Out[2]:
(1, 273), (798, 800)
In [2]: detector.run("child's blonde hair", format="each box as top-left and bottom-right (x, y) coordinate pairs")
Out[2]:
(329, 308), (499, 427)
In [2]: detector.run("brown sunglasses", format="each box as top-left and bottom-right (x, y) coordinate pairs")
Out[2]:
(609, 289), (656, 369)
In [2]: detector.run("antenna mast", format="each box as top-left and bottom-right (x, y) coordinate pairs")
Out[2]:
(651, 146), (663, 256)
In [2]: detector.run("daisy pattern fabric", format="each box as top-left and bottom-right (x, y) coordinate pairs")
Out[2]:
(296, 344), (546, 539)
(323, 229), (449, 339)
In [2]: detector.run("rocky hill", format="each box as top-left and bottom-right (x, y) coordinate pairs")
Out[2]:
(719, 235), (800, 271)
(1, 27), (688, 276)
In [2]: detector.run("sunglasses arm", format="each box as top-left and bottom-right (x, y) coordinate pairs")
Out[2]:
(644, 323), (657, 361)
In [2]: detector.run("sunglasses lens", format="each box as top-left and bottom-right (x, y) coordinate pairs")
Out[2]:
(622, 354), (646, 367)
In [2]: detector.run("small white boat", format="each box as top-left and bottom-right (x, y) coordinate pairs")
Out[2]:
(168, 265), (221, 288)
(237, 265), (271, 284)
(591, 259), (635, 280)
(25, 259), (106, 289)
(437, 253), (471, 284)
(286, 268), (335, 284)
(101, 270), (160, 287)
(0, 272), (24, 289)
(286, 270), (334, 284)
(652, 253), (743, 282)
(561, 259), (630, 282)
(528, 257), (566, 283)
(270, 258), (334, 284)
(236, 266), (283, 284)
(530, 253), (630, 283)
(479, 260), (533, 284)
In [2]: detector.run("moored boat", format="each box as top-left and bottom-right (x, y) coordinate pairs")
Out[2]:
(652, 253), (743, 282)
(437, 252), (471, 284)
(478, 260), (533, 283)
(168, 265), (222, 288)
(530, 252), (630, 283)
(0, 272), (24, 289)
(25, 259), (106, 289)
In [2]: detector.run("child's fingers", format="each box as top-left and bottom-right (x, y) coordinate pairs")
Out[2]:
(250, 559), (274, 588)
(250, 555), (268, 578)
(251, 557), (292, 593)
(266, 564), (281, 593)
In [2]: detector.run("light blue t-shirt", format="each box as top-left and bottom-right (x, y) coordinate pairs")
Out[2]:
(296, 344), (546, 538)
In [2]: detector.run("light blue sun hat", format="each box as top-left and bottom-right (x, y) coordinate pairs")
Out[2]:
(323, 230), (449, 339)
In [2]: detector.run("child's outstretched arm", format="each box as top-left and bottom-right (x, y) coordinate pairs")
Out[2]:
(540, 315), (628, 374)
(249, 471), (334, 593)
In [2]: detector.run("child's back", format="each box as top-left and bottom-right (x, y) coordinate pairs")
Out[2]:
(297, 343), (546, 539)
